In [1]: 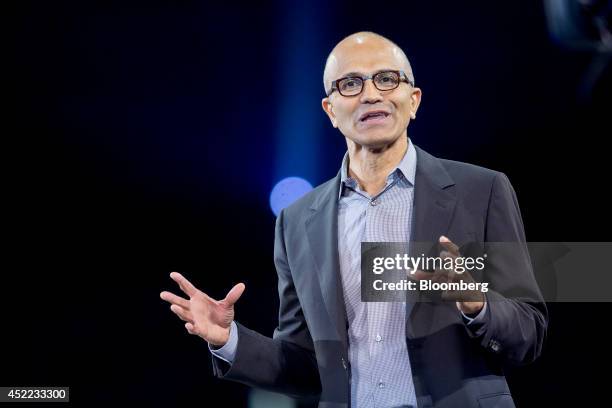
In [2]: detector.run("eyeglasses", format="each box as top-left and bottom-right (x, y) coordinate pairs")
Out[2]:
(327, 70), (414, 97)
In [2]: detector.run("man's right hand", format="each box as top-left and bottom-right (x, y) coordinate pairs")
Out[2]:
(160, 272), (245, 346)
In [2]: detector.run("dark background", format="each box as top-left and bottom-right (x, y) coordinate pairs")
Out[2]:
(5, 0), (611, 406)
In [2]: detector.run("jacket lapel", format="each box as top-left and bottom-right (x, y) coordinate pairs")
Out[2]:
(411, 145), (457, 244)
(305, 172), (349, 349)
(407, 145), (457, 334)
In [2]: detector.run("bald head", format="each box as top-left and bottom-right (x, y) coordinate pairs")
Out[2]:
(323, 32), (414, 93)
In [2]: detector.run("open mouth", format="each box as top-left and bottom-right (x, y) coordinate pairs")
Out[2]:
(359, 111), (390, 124)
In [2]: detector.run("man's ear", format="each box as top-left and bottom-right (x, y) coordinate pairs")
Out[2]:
(410, 87), (422, 119)
(321, 97), (338, 128)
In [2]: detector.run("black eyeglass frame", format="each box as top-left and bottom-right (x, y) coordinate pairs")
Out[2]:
(326, 70), (414, 97)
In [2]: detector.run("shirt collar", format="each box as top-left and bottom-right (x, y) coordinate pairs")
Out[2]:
(339, 138), (417, 199)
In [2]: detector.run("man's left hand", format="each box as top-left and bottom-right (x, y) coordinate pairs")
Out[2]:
(411, 235), (485, 315)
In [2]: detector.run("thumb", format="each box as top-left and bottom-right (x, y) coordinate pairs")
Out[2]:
(412, 269), (433, 281)
(223, 283), (246, 306)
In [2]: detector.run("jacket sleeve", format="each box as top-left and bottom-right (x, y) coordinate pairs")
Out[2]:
(210, 208), (322, 398)
(465, 172), (548, 365)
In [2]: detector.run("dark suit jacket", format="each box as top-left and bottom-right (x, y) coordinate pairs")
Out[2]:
(211, 144), (548, 408)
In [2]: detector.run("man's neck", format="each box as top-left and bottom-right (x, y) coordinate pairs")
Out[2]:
(347, 135), (409, 197)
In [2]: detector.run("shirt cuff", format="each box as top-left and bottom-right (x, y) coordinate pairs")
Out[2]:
(459, 300), (488, 325)
(208, 321), (238, 364)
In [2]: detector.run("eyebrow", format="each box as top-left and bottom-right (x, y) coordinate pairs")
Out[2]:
(338, 68), (396, 78)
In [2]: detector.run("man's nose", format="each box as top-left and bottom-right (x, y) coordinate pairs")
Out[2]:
(359, 79), (383, 103)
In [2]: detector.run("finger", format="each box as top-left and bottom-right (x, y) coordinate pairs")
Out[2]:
(412, 269), (435, 281)
(185, 322), (198, 335)
(170, 272), (196, 296)
(441, 290), (463, 302)
(433, 257), (455, 281)
(441, 286), (484, 302)
(453, 269), (475, 281)
(433, 269), (450, 283)
(439, 250), (456, 260)
(439, 236), (460, 256)
(170, 304), (193, 323)
(223, 283), (245, 306)
(170, 272), (198, 297)
(160, 291), (190, 309)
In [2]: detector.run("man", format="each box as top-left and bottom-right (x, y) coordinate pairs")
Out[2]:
(160, 32), (547, 408)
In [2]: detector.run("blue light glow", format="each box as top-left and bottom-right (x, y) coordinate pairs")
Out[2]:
(269, 177), (313, 216)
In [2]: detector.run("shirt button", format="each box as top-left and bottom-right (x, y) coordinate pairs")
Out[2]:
(375, 334), (382, 342)
(378, 381), (385, 389)
(489, 339), (501, 352)
(370, 199), (378, 206)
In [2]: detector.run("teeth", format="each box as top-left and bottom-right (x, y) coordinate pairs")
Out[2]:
(363, 112), (385, 121)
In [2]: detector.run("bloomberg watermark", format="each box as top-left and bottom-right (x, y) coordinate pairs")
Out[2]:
(361, 241), (612, 302)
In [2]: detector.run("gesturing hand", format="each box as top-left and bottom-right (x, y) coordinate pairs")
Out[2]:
(160, 272), (245, 346)
(412, 236), (485, 315)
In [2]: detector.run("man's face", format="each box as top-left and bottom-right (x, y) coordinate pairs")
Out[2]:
(322, 39), (421, 149)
